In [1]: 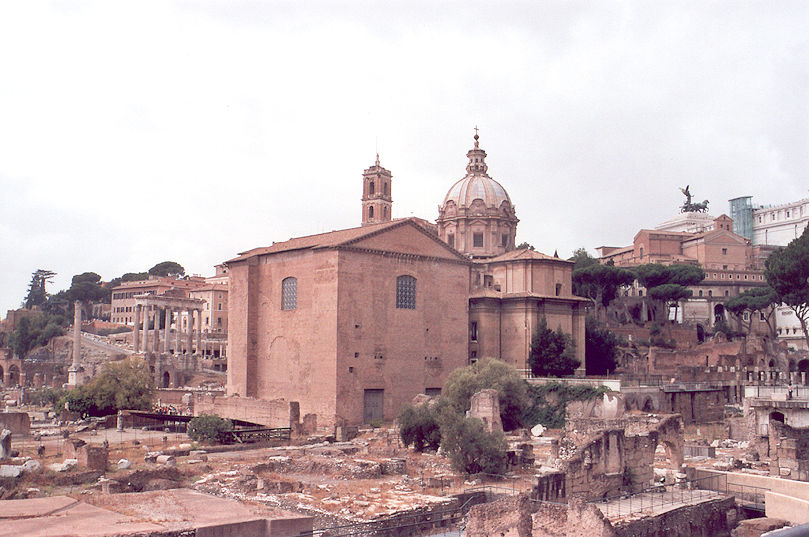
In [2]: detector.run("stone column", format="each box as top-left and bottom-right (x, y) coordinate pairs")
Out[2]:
(68, 301), (82, 387)
(186, 309), (194, 354)
(195, 309), (202, 355)
(153, 308), (161, 353)
(72, 301), (81, 369)
(174, 311), (181, 354)
(142, 305), (150, 354)
(163, 307), (171, 353)
(133, 304), (141, 353)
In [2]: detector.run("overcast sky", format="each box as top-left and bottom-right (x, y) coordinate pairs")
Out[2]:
(1, 1), (807, 316)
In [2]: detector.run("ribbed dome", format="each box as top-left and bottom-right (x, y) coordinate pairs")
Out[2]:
(442, 133), (513, 209)
(443, 174), (512, 209)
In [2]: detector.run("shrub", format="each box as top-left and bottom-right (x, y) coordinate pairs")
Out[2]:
(442, 358), (529, 431)
(398, 404), (441, 451)
(58, 357), (154, 417)
(440, 414), (507, 475)
(187, 414), (233, 443)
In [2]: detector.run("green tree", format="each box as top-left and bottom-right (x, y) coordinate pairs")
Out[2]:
(647, 283), (692, 323)
(442, 359), (529, 431)
(23, 269), (56, 309)
(528, 318), (580, 378)
(439, 413), (508, 475)
(516, 242), (535, 251)
(60, 357), (155, 416)
(585, 317), (621, 376)
(633, 263), (704, 321)
(765, 226), (809, 349)
(148, 261), (185, 278)
(187, 414), (234, 443)
(6, 313), (66, 358)
(398, 403), (442, 451)
(573, 264), (635, 320)
(725, 287), (779, 337)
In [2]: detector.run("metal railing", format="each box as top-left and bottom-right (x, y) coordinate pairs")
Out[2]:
(593, 474), (766, 518)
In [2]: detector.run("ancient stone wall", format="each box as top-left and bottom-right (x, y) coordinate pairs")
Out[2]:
(194, 393), (298, 429)
(770, 419), (809, 480)
(469, 389), (502, 434)
(0, 412), (30, 435)
(559, 496), (737, 537)
(533, 471), (566, 503)
(465, 495), (528, 537)
(610, 496), (736, 537)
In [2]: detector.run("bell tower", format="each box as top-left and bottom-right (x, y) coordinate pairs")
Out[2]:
(361, 154), (393, 226)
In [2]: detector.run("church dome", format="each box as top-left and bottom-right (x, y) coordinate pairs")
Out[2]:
(441, 133), (513, 210)
(436, 132), (519, 259)
(443, 174), (512, 209)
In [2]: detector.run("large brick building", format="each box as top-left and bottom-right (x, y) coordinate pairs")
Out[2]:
(225, 134), (586, 427)
(597, 214), (770, 330)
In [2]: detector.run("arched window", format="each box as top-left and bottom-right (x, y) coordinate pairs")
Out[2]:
(383, 206), (388, 218)
(369, 206), (374, 219)
(281, 277), (297, 310)
(369, 181), (375, 195)
(396, 275), (416, 309)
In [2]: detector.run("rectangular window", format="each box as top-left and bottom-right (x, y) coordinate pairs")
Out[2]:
(470, 322), (478, 342)
(282, 277), (298, 310)
(501, 234), (508, 247)
(473, 232), (484, 247)
(448, 235), (455, 248)
(721, 248), (727, 255)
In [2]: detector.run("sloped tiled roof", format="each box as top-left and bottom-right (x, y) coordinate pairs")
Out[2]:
(485, 248), (570, 263)
(226, 218), (466, 264)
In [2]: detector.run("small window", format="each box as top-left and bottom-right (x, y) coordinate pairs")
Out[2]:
(369, 181), (375, 195)
(396, 275), (416, 309)
(721, 248), (727, 255)
(501, 234), (508, 247)
(724, 290), (729, 297)
(708, 290), (713, 297)
(555, 283), (562, 296)
(760, 312), (766, 321)
(698, 290), (703, 297)
(384, 182), (388, 196)
(448, 234), (455, 248)
(383, 206), (388, 218)
(473, 233), (484, 248)
(281, 277), (297, 310)
(470, 322), (478, 342)
(640, 247), (644, 259)
(368, 206), (374, 219)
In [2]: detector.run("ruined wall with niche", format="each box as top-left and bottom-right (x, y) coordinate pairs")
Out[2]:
(562, 413), (684, 499)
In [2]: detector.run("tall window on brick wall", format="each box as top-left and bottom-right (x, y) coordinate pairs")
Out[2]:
(281, 277), (297, 310)
(473, 232), (484, 247)
(396, 275), (416, 309)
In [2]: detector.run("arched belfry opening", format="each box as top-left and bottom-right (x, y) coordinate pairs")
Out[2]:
(361, 154), (393, 226)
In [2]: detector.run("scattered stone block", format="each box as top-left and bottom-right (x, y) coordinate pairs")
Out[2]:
(0, 429), (11, 460)
(117, 459), (131, 469)
(531, 424), (546, 437)
(381, 458), (407, 475)
(156, 455), (176, 467)
(48, 459), (78, 472)
(0, 465), (22, 478)
(21, 460), (41, 473)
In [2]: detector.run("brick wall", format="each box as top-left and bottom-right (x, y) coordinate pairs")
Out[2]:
(194, 393), (297, 429)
